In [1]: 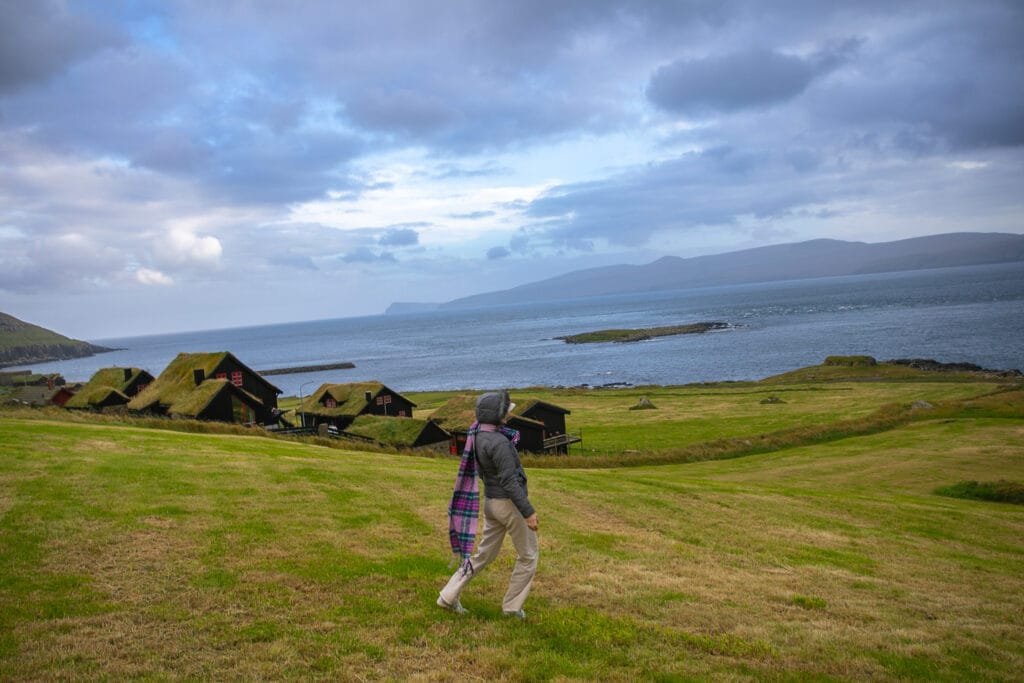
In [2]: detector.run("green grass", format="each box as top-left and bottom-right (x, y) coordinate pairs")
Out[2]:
(1, 374), (1023, 679)
(455, 380), (1005, 456)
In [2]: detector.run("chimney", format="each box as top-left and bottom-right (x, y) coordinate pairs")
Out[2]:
(123, 368), (132, 381)
(193, 369), (205, 385)
(364, 391), (373, 404)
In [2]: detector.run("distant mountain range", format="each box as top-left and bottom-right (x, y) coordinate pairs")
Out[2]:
(0, 312), (115, 368)
(385, 232), (1024, 313)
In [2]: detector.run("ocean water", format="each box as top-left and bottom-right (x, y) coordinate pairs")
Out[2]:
(13, 262), (1024, 395)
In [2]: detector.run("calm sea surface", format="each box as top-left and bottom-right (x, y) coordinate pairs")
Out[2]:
(15, 263), (1024, 395)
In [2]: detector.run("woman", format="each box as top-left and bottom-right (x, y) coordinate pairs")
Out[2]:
(438, 390), (539, 619)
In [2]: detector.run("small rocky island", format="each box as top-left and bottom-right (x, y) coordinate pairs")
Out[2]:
(556, 321), (729, 344)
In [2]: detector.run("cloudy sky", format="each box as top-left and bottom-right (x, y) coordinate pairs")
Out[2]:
(2, 1), (1022, 339)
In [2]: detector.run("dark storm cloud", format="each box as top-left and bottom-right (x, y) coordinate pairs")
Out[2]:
(804, 7), (1024, 150)
(525, 145), (843, 246)
(647, 42), (857, 114)
(0, 0), (123, 92)
(486, 246), (511, 260)
(2, 0), (1023, 300)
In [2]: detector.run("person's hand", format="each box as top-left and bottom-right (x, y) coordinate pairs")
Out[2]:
(525, 513), (539, 531)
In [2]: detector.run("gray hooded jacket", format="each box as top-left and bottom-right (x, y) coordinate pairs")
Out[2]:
(473, 391), (535, 519)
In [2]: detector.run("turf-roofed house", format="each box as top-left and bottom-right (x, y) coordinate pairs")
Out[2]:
(126, 352), (281, 424)
(297, 381), (415, 431)
(429, 394), (580, 455)
(64, 367), (155, 411)
(341, 414), (451, 452)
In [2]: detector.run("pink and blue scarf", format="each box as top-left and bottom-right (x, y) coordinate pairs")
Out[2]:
(447, 421), (519, 574)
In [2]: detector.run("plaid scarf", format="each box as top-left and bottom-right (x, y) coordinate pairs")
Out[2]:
(447, 421), (520, 574)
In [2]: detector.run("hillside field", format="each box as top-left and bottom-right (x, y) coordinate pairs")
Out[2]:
(1, 376), (1023, 680)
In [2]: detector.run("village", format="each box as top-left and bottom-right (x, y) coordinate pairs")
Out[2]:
(0, 351), (582, 456)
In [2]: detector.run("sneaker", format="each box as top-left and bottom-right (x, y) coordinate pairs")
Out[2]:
(503, 609), (526, 620)
(436, 595), (468, 615)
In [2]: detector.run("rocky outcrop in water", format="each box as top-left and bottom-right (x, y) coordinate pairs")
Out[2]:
(886, 358), (1022, 377)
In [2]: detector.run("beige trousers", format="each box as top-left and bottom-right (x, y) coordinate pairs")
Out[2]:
(440, 498), (539, 612)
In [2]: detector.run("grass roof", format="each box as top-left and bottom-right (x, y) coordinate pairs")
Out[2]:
(63, 367), (144, 408)
(128, 352), (230, 411)
(298, 381), (390, 417)
(89, 367), (140, 390)
(428, 394), (477, 431)
(343, 415), (444, 447)
(64, 367), (147, 409)
(64, 386), (129, 409)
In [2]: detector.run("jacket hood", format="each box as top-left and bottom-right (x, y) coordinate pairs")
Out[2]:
(475, 390), (511, 425)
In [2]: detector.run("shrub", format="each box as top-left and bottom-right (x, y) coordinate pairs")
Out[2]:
(935, 480), (1024, 505)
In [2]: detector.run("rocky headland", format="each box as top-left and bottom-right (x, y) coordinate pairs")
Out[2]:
(0, 312), (116, 368)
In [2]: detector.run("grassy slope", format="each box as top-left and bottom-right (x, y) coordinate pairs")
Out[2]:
(415, 381), (999, 455)
(1, 402), (1022, 680)
(0, 312), (106, 362)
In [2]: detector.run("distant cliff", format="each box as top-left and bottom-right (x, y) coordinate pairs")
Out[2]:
(0, 312), (115, 367)
(441, 232), (1024, 309)
(384, 302), (441, 315)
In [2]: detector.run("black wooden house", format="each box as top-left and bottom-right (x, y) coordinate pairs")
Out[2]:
(297, 381), (416, 430)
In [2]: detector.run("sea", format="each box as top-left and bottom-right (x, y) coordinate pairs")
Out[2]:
(12, 262), (1024, 396)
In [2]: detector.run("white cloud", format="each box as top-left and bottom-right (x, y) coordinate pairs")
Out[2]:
(163, 229), (223, 266)
(135, 268), (174, 286)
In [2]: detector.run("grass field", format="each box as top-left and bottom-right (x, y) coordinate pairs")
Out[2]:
(1, 376), (1022, 680)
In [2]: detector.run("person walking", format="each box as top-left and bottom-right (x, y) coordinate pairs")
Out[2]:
(438, 390), (539, 619)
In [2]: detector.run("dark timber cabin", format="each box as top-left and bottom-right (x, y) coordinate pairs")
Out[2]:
(64, 367), (155, 410)
(511, 398), (581, 454)
(126, 352), (281, 424)
(297, 381), (416, 430)
(430, 394), (575, 455)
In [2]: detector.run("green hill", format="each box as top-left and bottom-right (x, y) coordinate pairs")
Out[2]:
(1, 377), (1022, 679)
(0, 312), (114, 368)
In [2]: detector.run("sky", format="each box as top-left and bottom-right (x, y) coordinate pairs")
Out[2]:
(1, 0), (1022, 339)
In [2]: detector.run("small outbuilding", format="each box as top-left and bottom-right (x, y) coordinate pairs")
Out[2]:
(6, 384), (76, 407)
(511, 398), (579, 453)
(65, 367), (155, 410)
